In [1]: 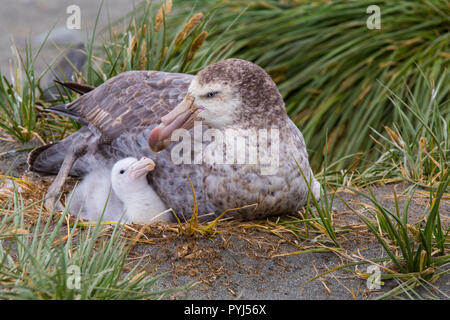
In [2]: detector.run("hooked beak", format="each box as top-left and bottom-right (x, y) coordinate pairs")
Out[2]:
(148, 96), (199, 152)
(129, 157), (156, 178)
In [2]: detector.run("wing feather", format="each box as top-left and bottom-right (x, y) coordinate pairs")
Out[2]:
(63, 70), (193, 141)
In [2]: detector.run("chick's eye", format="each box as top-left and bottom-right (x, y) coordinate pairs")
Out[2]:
(206, 91), (219, 98)
(119, 170), (125, 174)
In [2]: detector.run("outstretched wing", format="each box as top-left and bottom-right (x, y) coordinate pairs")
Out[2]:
(48, 70), (193, 142)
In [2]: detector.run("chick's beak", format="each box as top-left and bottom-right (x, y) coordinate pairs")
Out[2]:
(148, 96), (199, 152)
(129, 157), (156, 177)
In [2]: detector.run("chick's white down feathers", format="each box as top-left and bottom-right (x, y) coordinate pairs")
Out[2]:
(68, 157), (170, 224)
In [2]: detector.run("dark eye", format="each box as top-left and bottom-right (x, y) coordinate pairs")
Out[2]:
(119, 170), (125, 174)
(206, 91), (219, 98)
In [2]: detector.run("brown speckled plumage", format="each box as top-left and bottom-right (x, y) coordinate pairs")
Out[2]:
(197, 58), (286, 128)
(29, 59), (320, 221)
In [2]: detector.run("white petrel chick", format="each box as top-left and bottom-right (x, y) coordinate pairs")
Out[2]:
(68, 165), (125, 222)
(111, 157), (171, 224)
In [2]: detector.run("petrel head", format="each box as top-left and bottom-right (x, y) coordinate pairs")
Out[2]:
(148, 58), (286, 152)
(111, 157), (155, 200)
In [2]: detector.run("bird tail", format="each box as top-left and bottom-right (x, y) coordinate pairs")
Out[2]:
(41, 78), (95, 125)
(27, 144), (57, 174)
(27, 127), (91, 176)
(53, 80), (95, 95)
(28, 143), (68, 175)
(42, 103), (88, 125)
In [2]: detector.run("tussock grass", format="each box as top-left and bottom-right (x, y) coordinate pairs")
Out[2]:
(319, 171), (450, 299)
(346, 174), (448, 274)
(359, 70), (449, 187)
(0, 185), (185, 299)
(83, 0), (230, 87)
(291, 154), (341, 247)
(376, 275), (450, 300)
(0, 41), (42, 143)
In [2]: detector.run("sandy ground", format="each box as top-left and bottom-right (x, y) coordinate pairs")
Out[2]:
(132, 184), (450, 300)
